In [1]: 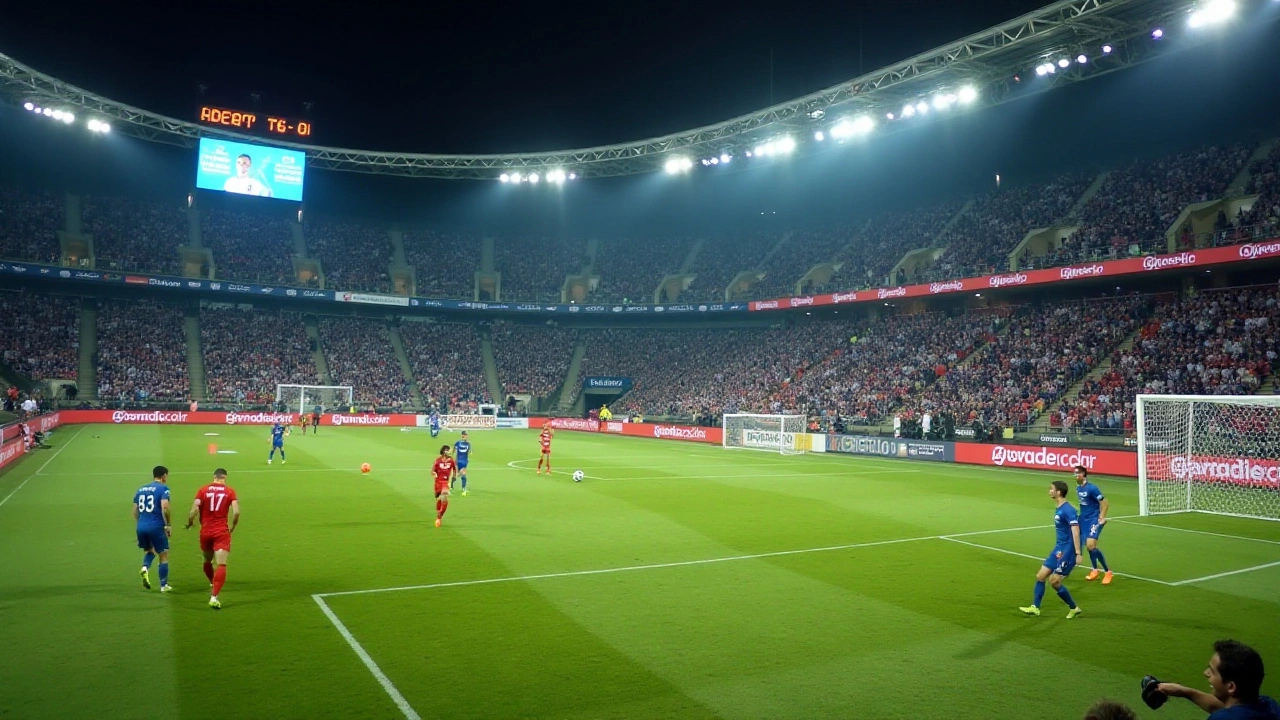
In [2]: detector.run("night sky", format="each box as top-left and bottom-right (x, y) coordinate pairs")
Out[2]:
(2, 1), (1280, 235)
(2, 0), (1055, 153)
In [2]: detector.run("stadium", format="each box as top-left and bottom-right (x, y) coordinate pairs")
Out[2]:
(1, 0), (1279, 717)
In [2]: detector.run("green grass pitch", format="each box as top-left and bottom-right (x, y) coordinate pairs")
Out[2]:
(1, 423), (1278, 719)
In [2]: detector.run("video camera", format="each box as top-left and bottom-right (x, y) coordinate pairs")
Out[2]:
(1141, 675), (1168, 709)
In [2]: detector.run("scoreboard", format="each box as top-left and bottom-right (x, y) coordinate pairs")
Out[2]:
(198, 106), (313, 139)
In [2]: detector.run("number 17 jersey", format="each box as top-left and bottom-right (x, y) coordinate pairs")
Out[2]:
(195, 483), (238, 534)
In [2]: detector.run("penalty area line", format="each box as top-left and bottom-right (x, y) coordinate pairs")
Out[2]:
(937, 536), (1175, 586)
(312, 595), (422, 720)
(0, 426), (86, 511)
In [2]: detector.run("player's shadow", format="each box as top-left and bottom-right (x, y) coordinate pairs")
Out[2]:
(1088, 609), (1242, 635)
(953, 622), (1045, 660)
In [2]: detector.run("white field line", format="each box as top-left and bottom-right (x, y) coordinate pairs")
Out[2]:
(0, 426), (85, 510)
(501, 458), (915, 482)
(938, 536), (1176, 586)
(312, 596), (421, 720)
(1171, 559), (1280, 586)
(1111, 519), (1280, 546)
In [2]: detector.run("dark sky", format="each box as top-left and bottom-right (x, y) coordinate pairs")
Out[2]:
(1, 0), (1052, 153)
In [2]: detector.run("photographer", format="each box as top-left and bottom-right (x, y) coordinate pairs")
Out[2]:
(1152, 640), (1279, 718)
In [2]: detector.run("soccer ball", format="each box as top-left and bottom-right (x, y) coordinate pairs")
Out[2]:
(572, 470), (584, 483)
(361, 463), (371, 474)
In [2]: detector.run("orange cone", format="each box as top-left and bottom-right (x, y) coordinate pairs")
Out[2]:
(208, 443), (218, 454)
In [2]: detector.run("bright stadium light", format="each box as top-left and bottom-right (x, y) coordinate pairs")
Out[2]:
(1057, 57), (1071, 68)
(777, 136), (796, 153)
(957, 86), (978, 104)
(719, 153), (731, 164)
(1189, 0), (1237, 28)
(886, 112), (896, 120)
(814, 131), (825, 141)
(901, 104), (916, 118)
(932, 94), (952, 110)
(1035, 64), (1049, 76)
(1152, 28), (1164, 38)
(1077, 54), (1088, 64)
(852, 116), (874, 134)
(547, 169), (567, 183)
(499, 173), (510, 183)
(510, 172), (522, 183)
(664, 156), (693, 174)
(62, 112), (75, 124)
(528, 172), (540, 184)
(568, 172), (577, 180)
(23, 101), (34, 111)
(1102, 44), (1113, 53)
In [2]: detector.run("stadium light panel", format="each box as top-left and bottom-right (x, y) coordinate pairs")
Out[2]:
(778, 136), (796, 153)
(568, 172), (577, 180)
(1035, 64), (1049, 76)
(23, 102), (34, 111)
(499, 173), (510, 182)
(664, 157), (693, 174)
(915, 102), (929, 114)
(510, 172), (522, 183)
(1152, 28), (1164, 38)
(528, 172), (540, 184)
(957, 86), (978, 104)
(852, 116), (874, 134)
(1102, 44), (1113, 53)
(1057, 57), (1071, 68)
(901, 104), (916, 118)
(1077, 54), (1088, 64)
(886, 112), (896, 120)
(719, 154), (731, 164)
(63, 113), (75, 124)
(1189, 0), (1236, 28)
(932, 94), (952, 110)
(814, 131), (825, 141)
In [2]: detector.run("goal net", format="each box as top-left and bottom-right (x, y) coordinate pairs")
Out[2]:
(1137, 394), (1280, 521)
(276, 384), (354, 415)
(723, 414), (808, 455)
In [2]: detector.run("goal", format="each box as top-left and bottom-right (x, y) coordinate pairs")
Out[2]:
(276, 384), (354, 415)
(723, 414), (808, 455)
(1137, 394), (1280, 521)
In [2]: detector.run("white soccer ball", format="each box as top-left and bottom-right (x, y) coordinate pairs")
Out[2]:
(572, 470), (584, 483)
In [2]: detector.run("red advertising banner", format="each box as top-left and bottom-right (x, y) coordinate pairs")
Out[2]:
(55, 410), (419, 427)
(547, 417), (600, 432)
(548, 418), (723, 444)
(1146, 455), (1280, 488)
(953, 443), (1138, 477)
(0, 437), (25, 472)
(750, 240), (1280, 312)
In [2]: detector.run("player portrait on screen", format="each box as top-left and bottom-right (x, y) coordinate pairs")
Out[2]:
(222, 154), (274, 197)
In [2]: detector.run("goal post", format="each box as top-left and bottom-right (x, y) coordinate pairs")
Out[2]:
(723, 414), (808, 455)
(275, 384), (354, 415)
(1137, 394), (1280, 521)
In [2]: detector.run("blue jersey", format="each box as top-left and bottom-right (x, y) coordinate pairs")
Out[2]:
(133, 482), (170, 529)
(1053, 502), (1080, 551)
(1207, 696), (1280, 719)
(272, 424), (285, 446)
(430, 414), (441, 429)
(454, 440), (471, 466)
(1076, 482), (1105, 523)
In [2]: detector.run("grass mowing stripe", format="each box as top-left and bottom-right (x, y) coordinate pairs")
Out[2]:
(313, 596), (422, 720)
(0, 425), (85, 510)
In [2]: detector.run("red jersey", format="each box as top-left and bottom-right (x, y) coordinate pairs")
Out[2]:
(540, 431), (552, 451)
(195, 482), (237, 534)
(433, 457), (455, 485)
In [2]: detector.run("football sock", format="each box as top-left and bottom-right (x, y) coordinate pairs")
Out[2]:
(280, 450), (286, 460)
(159, 562), (169, 586)
(1033, 580), (1046, 607)
(268, 449), (275, 460)
(461, 475), (467, 490)
(203, 561), (215, 582)
(1091, 549), (1110, 572)
(1056, 586), (1077, 609)
(212, 566), (226, 596)
(1089, 551), (1099, 569)
(440, 500), (449, 519)
(143, 552), (155, 569)
(435, 500), (442, 516)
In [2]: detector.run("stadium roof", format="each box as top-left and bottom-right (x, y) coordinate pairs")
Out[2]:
(0, 0), (1266, 180)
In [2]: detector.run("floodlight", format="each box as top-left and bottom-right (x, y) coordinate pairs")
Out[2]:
(709, 157), (719, 165)
(1077, 54), (1088, 63)
(528, 172), (540, 184)
(63, 113), (75, 124)
(499, 173), (510, 182)
(510, 172), (522, 183)
(932, 94), (952, 110)
(1057, 57), (1071, 68)
(51, 110), (64, 120)
(98, 122), (110, 133)
(852, 116), (874, 134)
(23, 102), (34, 111)
(664, 157), (692, 174)
(957, 86), (978, 104)
(777, 136), (796, 153)
(42, 108), (52, 116)
(1189, 0), (1236, 28)
(1035, 64), (1049, 76)
(568, 173), (577, 180)
(719, 154), (731, 164)
(886, 112), (896, 120)
(901, 104), (916, 118)
(1102, 44), (1113, 53)
(915, 102), (928, 114)
(702, 158), (711, 166)
(814, 131), (825, 141)
(1152, 28), (1164, 38)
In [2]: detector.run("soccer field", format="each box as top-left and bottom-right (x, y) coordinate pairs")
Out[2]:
(1, 424), (1278, 719)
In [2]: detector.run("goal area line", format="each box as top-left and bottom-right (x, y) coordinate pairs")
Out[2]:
(313, 514), (1278, 720)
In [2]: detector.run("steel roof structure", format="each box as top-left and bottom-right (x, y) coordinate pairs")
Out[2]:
(0, 0), (1267, 179)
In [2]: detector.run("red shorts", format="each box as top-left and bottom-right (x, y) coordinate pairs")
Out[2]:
(434, 479), (450, 496)
(200, 531), (232, 553)
(540, 447), (551, 455)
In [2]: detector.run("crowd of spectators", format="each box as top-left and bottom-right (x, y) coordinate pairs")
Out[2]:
(575, 323), (851, 421)
(201, 307), (317, 404)
(319, 317), (413, 409)
(594, 236), (689, 303)
(0, 291), (79, 381)
(82, 196), (185, 275)
(202, 208), (296, 284)
(1055, 145), (1251, 265)
(399, 321), (491, 412)
(931, 173), (1091, 282)
(0, 187), (62, 264)
(792, 310), (1007, 425)
(403, 230), (482, 300)
(1057, 286), (1278, 433)
(306, 219), (393, 294)
(494, 235), (587, 302)
(683, 232), (778, 302)
(1222, 145), (1280, 246)
(907, 296), (1149, 432)
(95, 299), (189, 402)
(750, 227), (857, 300)
(491, 322), (576, 398)
(838, 202), (962, 290)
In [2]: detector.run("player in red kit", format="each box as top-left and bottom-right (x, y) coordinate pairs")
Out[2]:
(185, 468), (239, 609)
(536, 427), (553, 474)
(432, 445), (455, 528)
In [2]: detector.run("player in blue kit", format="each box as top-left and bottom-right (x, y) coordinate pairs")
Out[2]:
(1074, 466), (1114, 585)
(429, 411), (441, 438)
(268, 422), (287, 464)
(1020, 480), (1084, 619)
(452, 431), (472, 496)
(133, 465), (173, 593)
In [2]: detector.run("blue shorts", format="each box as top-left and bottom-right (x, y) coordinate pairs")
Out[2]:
(456, 459), (468, 470)
(136, 526), (168, 553)
(1043, 548), (1077, 577)
(273, 441), (284, 448)
(1082, 519), (1104, 541)
(430, 427), (440, 437)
